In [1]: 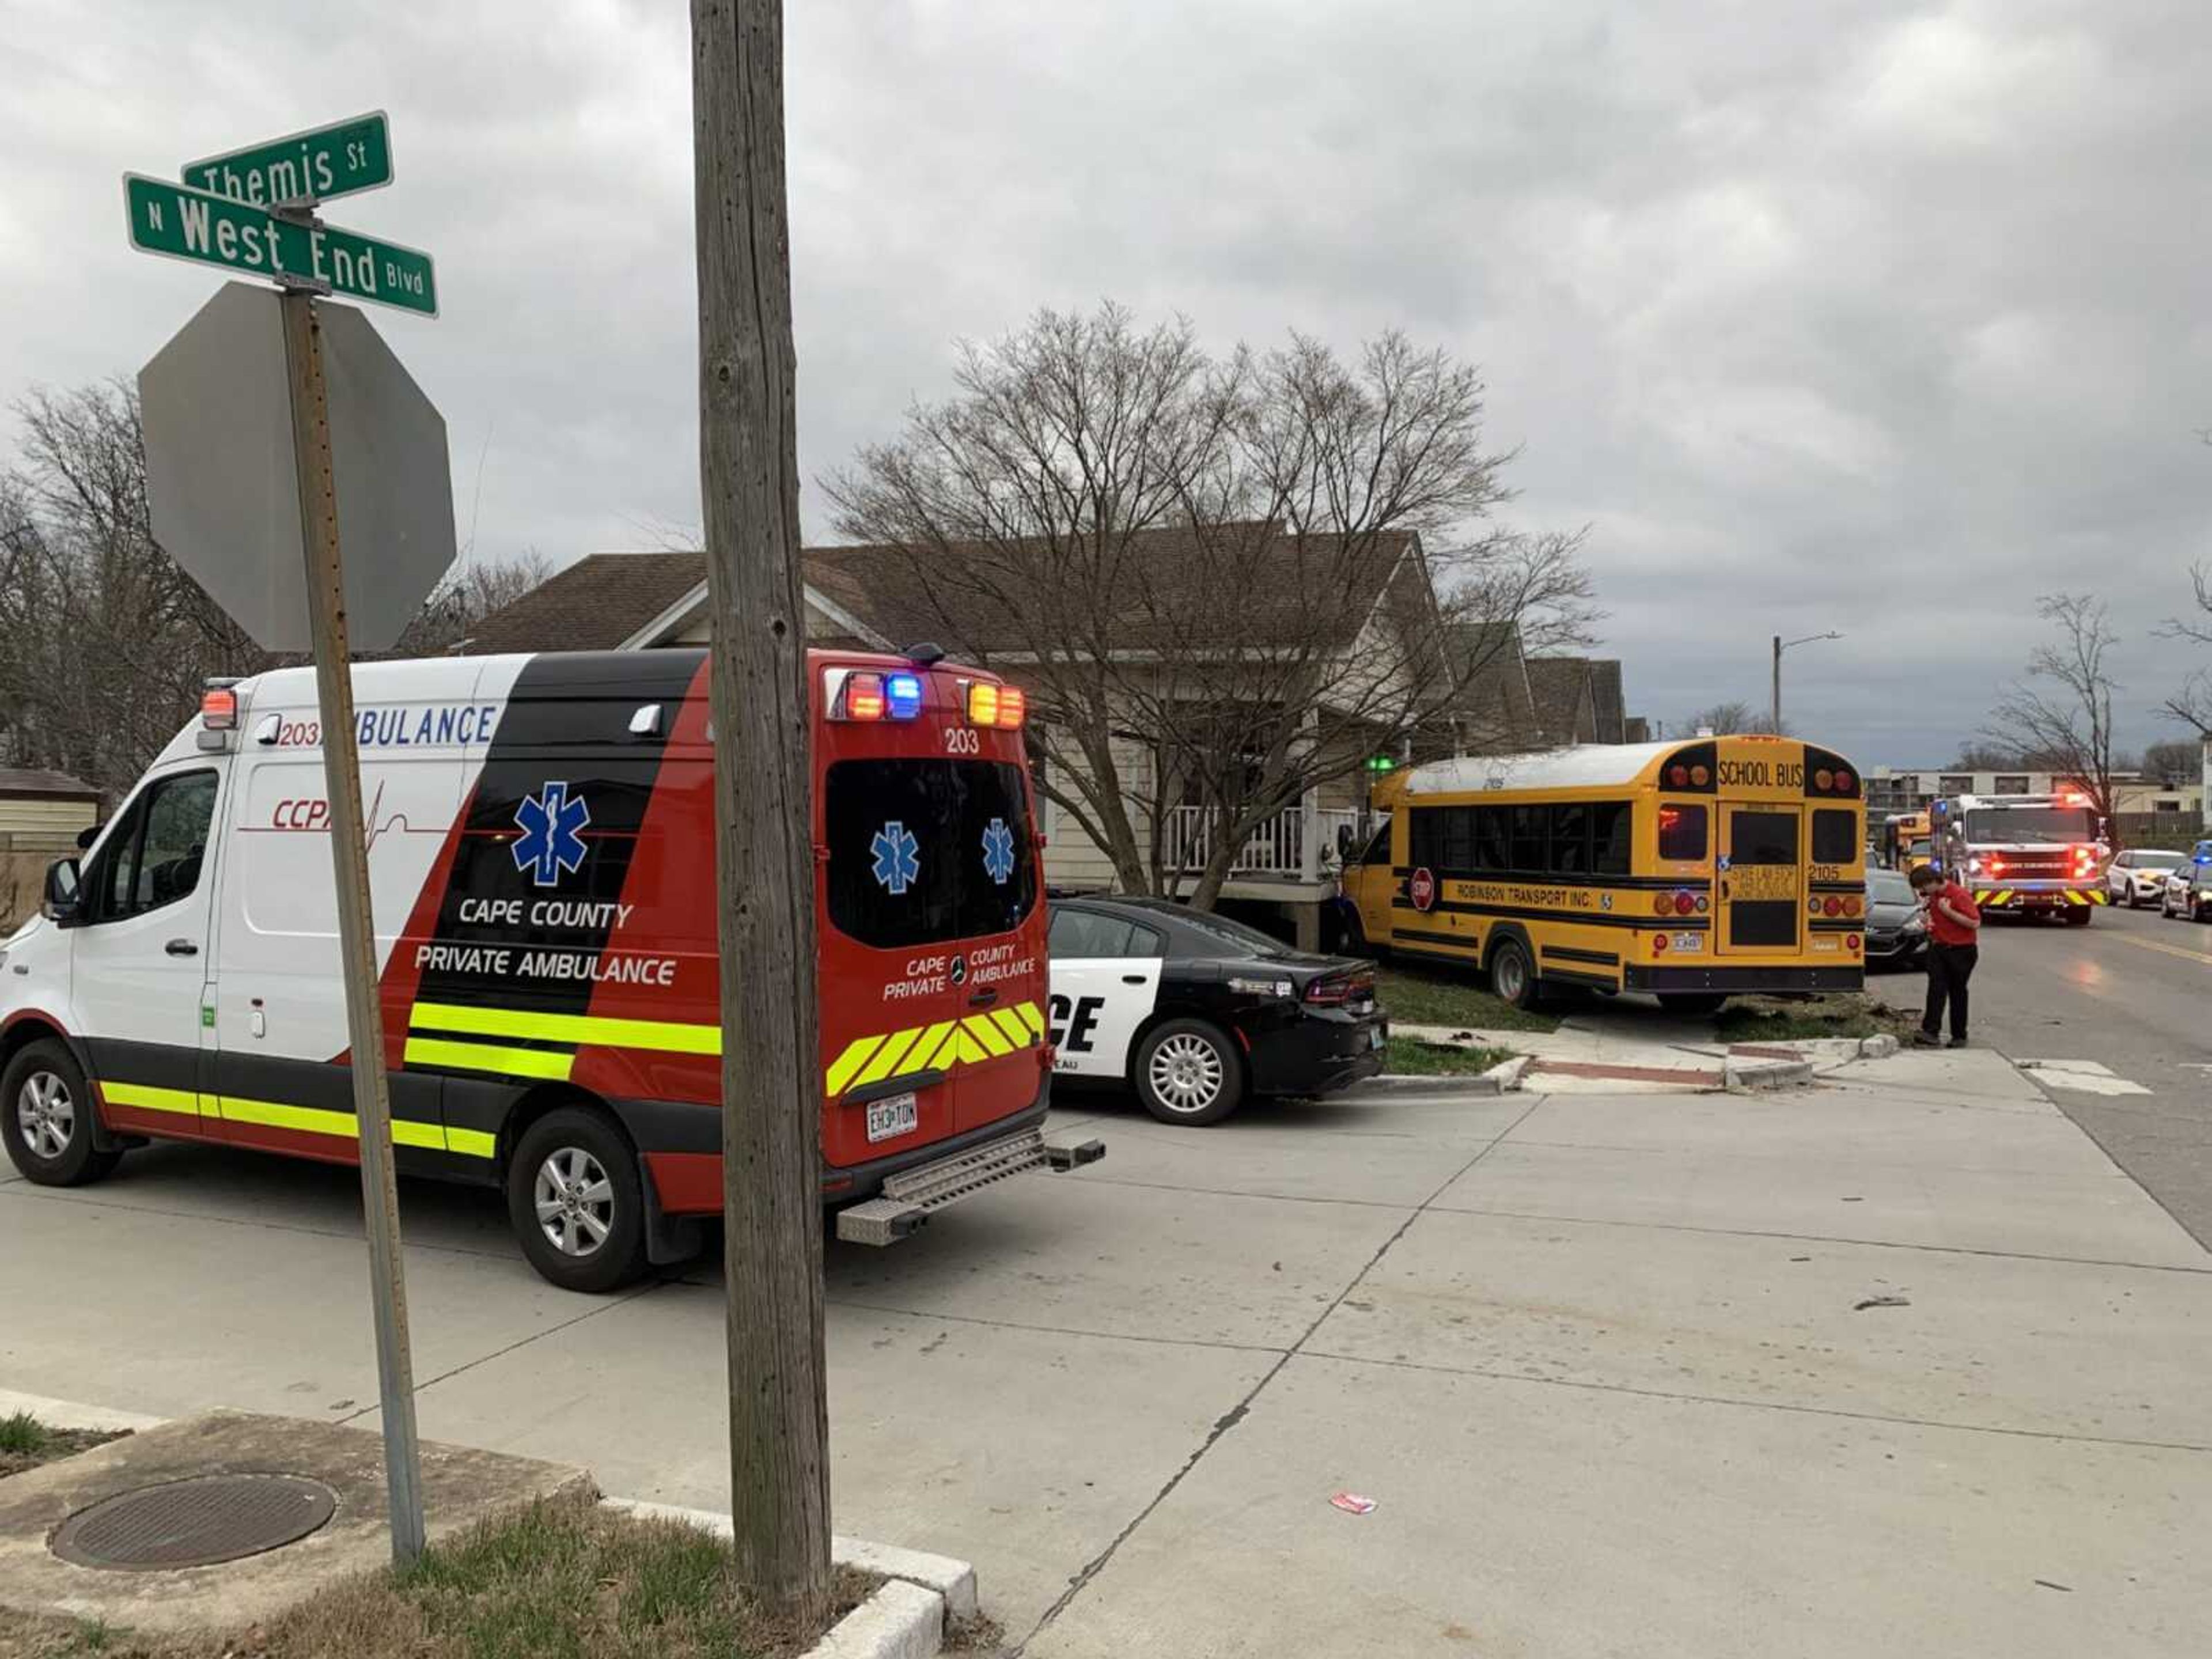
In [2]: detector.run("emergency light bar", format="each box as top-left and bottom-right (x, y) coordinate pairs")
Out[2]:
(200, 683), (238, 730)
(964, 681), (1025, 730)
(826, 667), (925, 722)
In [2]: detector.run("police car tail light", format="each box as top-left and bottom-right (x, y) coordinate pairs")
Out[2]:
(200, 685), (238, 730)
(997, 685), (1026, 728)
(843, 672), (886, 721)
(885, 672), (924, 720)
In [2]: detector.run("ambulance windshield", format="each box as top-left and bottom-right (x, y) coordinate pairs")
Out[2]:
(825, 759), (1037, 949)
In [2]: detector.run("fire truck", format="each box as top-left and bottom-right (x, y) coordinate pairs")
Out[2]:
(1930, 792), (2107, 924)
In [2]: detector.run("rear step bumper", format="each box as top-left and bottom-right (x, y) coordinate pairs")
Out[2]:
(834, 1126), (1105, 1246)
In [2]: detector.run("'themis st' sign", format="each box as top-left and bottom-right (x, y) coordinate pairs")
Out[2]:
(123, 175), (437, 317)
(183, 111), (393, 206)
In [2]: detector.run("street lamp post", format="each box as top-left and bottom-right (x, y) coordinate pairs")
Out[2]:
(1772, 631), (1843, 734)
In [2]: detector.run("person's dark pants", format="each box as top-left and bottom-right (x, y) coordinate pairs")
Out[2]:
(1922, 942), (1978, 1040)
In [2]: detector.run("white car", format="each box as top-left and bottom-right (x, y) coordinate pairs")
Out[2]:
(2105, 849), (2185, 908)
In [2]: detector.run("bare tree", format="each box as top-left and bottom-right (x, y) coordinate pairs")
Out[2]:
(823, 304), (1594, 908)
(1980, 594), (2126, 831)
(2141, 738), (2199, 788)
(2, 379), (554, 793)
(399, 547), (555, 654)
(2158, 559), (2212, 737)
(1677, 700), (1785, 736)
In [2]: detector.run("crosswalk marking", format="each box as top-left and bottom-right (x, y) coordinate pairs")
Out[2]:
(2015, 1058), (2153, 1097)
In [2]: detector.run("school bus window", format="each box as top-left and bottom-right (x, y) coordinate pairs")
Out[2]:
(1358, 816), (1392, 865)
(1734, 813), (1797, 865)
(1658, 803), (1707, 861)
(1549, 802), (1589, 874)
(1510, 804), (1546, 872)
(1440, 806), (1472, 870)
(1474, 806), (1509, 873)
(1811, 809), (1857, 865)
(1408, 806), (1441, 871)
(1592, 802), (1632, 874)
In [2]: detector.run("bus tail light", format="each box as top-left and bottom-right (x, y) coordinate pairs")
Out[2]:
(1843, 894), (1862, 918)
(1652, 933), (1669, 953)
(1846, 934), (1862, 954)
(1823, 896), (1842, 917)
(1652, 893), (1675, 916)
(1674, 891), (1696, 916)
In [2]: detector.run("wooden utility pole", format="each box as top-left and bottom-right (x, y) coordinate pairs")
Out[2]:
(689, 0), (832, 1624)
(279, 283), (426, 1567)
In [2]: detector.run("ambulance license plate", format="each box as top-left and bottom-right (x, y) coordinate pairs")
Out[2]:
(865, 1092), (918, 1143)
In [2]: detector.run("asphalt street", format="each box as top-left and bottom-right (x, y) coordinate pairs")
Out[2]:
(1865, 897), (2212, 1248)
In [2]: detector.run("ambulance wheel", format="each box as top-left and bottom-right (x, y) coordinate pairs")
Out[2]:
(1, 1040), (119, 1187)
(1485, 936), (1543, 1012)
(1132, 1020), (1245, 1126)
(2063, 907), (2092, 927)
(507, 1107), (650, 1293)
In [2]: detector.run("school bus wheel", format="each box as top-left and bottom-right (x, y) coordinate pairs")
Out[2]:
(1484, 934), (1542, 1012)
(505, 1105), (652, 1293)
(1, 1038), (122, 1188)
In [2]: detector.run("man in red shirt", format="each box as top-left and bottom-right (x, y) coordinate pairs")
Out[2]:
(1908, 865), (1981, 1046)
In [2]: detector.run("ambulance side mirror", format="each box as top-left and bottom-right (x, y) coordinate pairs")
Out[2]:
(76, 822), (102, 851)
(43, 857), (84, 927)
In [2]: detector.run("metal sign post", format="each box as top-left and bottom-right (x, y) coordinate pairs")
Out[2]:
(127, 118), (448, 1570)
(278, 282), (426, 1566)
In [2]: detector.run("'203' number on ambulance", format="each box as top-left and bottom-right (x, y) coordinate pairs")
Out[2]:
(944, 728), (980, 755)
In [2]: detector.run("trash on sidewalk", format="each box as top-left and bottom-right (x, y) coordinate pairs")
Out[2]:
(1330, 1491), (1378, 1515)
(1853, 1294), (1911, 1311)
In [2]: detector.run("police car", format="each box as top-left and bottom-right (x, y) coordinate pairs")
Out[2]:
(1047, 895), (1387, 1124)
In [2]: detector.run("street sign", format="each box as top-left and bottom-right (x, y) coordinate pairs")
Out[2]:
(183, 111), (393, 206)
(124, 175), (437, 317)
(139, 282), (456, 652)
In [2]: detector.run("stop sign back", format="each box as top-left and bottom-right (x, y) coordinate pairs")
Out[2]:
(1409, 867), (1437, 912)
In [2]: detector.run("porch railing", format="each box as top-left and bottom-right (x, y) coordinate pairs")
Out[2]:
(1160, 804), (1362, 878)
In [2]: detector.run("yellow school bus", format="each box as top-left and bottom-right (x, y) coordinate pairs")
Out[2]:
(1340, 736), (1867, 1012)
(1879, 811), (1933, 873)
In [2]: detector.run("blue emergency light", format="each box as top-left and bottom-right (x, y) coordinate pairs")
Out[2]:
(885, 672), (924, 720)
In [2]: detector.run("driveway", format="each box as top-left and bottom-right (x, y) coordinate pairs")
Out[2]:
(3, 1053), (2208, 1656)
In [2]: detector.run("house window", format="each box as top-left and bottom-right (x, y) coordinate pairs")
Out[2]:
(1994, 775), (2029, 795)
(1940, 774), (1972, 794)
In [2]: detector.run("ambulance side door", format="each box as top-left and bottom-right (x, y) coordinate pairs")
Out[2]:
(68, 763), (225, 1127)
(1046, 906), (1162, 1080)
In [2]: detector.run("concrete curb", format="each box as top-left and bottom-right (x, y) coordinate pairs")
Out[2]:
(1857, 1033), (1900, 1059)
(604, 1497), (973, 1655)
(0, 1389), (165, 1433)
(1361, 1070), (1503, 1096)
(1723, 1055), (1816, 1092)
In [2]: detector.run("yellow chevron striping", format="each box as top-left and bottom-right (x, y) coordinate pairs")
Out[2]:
(819, 1001), (1047, 1096)
(852, 1027), (925, 1089)
(963, 1013), (1014, 1059)
(824, 1033), (885, 1096)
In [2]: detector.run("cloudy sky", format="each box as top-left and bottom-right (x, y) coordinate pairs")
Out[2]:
(3, 0), (2207, 765)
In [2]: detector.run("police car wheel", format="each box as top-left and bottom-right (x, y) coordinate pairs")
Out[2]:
(506, 1108), (649, 1293)
(1, 1040), (120, 1187)
(1132, 1020), (1244, 1126)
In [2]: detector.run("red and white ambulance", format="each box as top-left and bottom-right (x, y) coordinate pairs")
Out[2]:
(0, 648), (1092, 1290)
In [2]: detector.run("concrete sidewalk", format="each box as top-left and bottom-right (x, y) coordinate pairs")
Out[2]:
(3, 1048), (2206, 1656)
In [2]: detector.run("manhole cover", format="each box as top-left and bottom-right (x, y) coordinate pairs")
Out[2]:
(52, 1474), (338, 1571)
